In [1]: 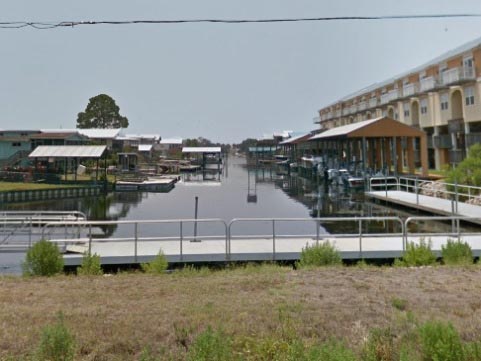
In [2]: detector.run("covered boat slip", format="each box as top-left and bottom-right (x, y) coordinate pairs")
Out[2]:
(28, 145), (108, 181)
(309, 117), (429, 177)
(182, 147), (222, 171)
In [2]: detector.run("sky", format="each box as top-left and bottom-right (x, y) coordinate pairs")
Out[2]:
(2, 1), (481, 143)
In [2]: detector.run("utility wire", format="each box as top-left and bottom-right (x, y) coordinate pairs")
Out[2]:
(0, 13), (480, 29)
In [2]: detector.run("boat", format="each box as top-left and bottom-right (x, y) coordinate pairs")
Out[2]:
(115, 176), (177, 192)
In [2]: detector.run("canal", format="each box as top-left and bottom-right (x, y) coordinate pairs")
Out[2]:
(0, 156), (473, 273)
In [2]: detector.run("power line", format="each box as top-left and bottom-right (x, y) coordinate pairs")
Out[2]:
(0, 14), (480, 29)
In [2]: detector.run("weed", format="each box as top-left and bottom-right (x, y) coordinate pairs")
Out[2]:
(187, 326), (234, 361)
(419, 320), (464, 361)
(311, 340), (357, 361)
(296, 241), (342, 268)
(141, 250), (168, 274)
(35, 312), (75, 361)
(76, 252), (103, 276)
(391, 297), (408, 311)
(361, 327), (396, 361)
(395, 239), (436, 267)
(22, 239), (64, 277)
(441, 239), (473, 266)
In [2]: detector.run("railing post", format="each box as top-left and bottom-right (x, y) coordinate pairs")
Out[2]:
(385, 176), (388, 198)
(358, 218), (363, 259)
(134, 223), (138, 263)
(180, 221), (183, 261)
(29, 217), (32, 248)
(88, 224), (92, 256)
(455, 181), (459, 214)
(316, 219), (320, 245)
(397, 177), (400, 191)
(272, 219), (276, 261)
(415, 177), (419, 205)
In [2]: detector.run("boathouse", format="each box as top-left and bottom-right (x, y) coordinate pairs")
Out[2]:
(309, 116), (428, 176)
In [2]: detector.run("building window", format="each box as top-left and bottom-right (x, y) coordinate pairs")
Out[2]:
(12, 142), (21, 147)
(465, 86), (475, 106)
(420, 99), (428, 114)
(440, 93), (449, 111)
(403, 103), (410, 117)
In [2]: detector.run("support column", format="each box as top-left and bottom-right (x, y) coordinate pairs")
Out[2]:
(396, 137), (403, 174)
(465, 121), (471, 154)
(419, 135), (429, 177)
(433, 126), (441, 171)
(407, 137), (415, 174)
(375, 138), (382, 171)
(384, 138), (392, 175)
(362, 137), (367, 175)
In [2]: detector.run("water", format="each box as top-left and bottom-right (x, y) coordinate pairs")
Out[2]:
(0, 156), (476, 273)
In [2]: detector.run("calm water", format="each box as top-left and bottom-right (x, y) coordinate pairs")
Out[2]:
(0, 156), (472, 273)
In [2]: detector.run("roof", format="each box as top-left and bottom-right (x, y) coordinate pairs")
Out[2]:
(29, 145), (107, 158)
(160, 138), (183, 145)
(138, 144), (153, 152)
(309, 117), (425, 140)
(125, 133), (160, 141)
(322, 35), (481, 109)
(31, 132), (84, 140)
(280, 132), (312, 145)
(78, 128), (123, 139)
(182, 147), (222, 154)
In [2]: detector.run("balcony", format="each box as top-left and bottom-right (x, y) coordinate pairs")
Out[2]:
(420, 76), (438, 92)
(312, 116), (321, 124)
(449, 149), (466, 164)
(335, 110), (341, 117)
(441, 66), (475, 86)
(402, 83), (418, 97)
(433, 134), (452, 149)
(387, 89), (401, 102)
(466, 132), (481, 148)
(358, 101), (367, 111)
(327, 111), (334, 119)
(427, 136), (434, 149)
(380, 93), (390, 105)
(342, 108), (350, 116)
(369, 98), (378, 108)
(350, 105), (357, 114)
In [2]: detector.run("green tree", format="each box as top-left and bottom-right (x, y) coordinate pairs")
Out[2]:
(446, 143), (481, 186)
(76, 94), (129, 129)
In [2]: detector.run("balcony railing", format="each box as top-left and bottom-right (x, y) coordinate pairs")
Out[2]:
(402, 83), (418, 97)
(449, 149), (466, 164)
(427, 136), (434, 149)
(359, 101), (367, 111)
(380, 93), (390, 105)
(433, 134), (452, 149)
(312, 116), (321, 124)
(387, 89), (401, 102)
(369, 98), (378, 108)
(327, 111), (334, 119)
(441, 66), (475, 86)
(350, 105), (357, 114)
(420, 76), (438, 92)
(466, 132), (481, 148)
(335, 110), (341, 117)
(342, 108), (350, 116)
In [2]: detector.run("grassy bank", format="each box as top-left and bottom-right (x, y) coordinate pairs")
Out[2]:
(0, 182), (79, 192)
(1, 265), (481, 360)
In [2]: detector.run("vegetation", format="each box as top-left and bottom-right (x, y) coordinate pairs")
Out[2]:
(394, 238), (437, 267)
(76, 94), (129, 129)
(441, 239), (473, 265)
(22, 240), (64, 277)
(445, 143), (481, 186)
(2, 266), (481, 359)
(296, 241), (342, 268)
(0, 182), (77, 192)
(141, 250), (169, 274)
(35, 312), (75, 361)
(77, 253), (103, 276)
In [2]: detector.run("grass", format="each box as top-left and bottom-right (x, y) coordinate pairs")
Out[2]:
(0, 182), (78, 192)
(2, 266), (481, 359)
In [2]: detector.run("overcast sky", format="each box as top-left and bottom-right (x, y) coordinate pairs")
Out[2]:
(2, 1), (481, 143)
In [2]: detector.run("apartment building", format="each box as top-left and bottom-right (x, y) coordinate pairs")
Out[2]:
(315, 36), (481, 170)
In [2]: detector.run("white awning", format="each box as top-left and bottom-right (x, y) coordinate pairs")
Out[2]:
(138, 144), (153, 152)
(182, 147), (221, 153)
(29, 145), (107, 158)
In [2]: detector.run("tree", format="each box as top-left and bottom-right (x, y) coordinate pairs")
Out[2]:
(446, 143), (481, 186)
(76, 94), (129, 129)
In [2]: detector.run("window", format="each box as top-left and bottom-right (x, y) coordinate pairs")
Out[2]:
(465, 86), (475, 106)
(403, 103), (410, 117)
(440, 93), (449, 111)
(420, 99), (428, 114)
(12, 142), (21, 147)
(394, 112), (399, 120)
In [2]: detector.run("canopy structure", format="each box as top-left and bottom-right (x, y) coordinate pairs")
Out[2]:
(182, 147), (222, 172)
(28, 145), (108, 181)
(309, 117), (428, 176)
(182, 147), (221, 154)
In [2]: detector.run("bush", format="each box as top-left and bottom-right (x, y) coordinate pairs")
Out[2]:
(441, 239), (473, 266)
(395, 239), (436, 267)
(141, 250), (168, 274)
(296, 241), (342, 268)
(311, 340), (357, 361)
(187, 327), (233, 361)
(36, 312), (75, 361)
(77, 253), (103, 276)
(22, 239), (64, 277)
(419, 320), (464, 361)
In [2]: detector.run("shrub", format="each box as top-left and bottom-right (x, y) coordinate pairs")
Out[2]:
(187, 326), (233, 361)
(311, 340), (357, 361)
(391, 297), (408, 311)
(419, 320), (464, 361)
(441, 239), (473, 265)
(296, 241), (342, 268)
(22, 239), (64, 277)
(362, 328), (397, 361)
(36, 312), (75, 361)
(395, 239), (436, 267)
(141, 250), (168, 274)
(77, 252), (103, 276)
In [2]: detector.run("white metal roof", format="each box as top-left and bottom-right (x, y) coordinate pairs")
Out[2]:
(78, 128), (123, 139)
(160, 138), (183, 145)
(29, 145), (107, 158)
(280, 132), (311, 145)
(138, 144), (153, 152)
(309, 118), (381, 140)
(182, 147), (221, 153)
